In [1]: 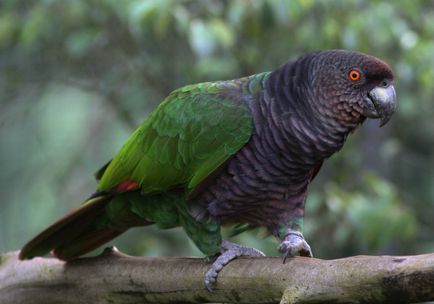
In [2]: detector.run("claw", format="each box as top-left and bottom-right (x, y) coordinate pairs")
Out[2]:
(204, 240), (265, 291)
(282, 250), (290, 264)
(205, 276), (216, 292)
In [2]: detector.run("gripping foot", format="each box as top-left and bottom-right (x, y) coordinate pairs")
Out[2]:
(278, 230), (313, 263)
(204, 240), (265, 291)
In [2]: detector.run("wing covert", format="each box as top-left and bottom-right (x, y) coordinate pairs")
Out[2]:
(97, 81), (253, 195)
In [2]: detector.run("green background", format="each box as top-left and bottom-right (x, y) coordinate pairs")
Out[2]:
(0, 0), (433, 259)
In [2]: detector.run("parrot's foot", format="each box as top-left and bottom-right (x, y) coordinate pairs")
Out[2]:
(204, 240), (265, 291)
(278, 230), (313, 263)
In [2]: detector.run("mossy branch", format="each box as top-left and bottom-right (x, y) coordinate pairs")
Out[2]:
(1, 248), (434, 303)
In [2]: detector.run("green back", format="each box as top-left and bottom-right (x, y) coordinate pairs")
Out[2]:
(97, 75), (269, 194)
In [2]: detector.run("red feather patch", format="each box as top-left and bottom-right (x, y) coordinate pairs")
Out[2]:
(115, 180), (139, 192)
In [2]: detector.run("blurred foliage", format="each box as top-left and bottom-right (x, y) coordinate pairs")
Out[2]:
(0, 0), (433, 259)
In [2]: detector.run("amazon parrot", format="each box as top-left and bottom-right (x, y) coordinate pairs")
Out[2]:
(19, 49), (396, 290)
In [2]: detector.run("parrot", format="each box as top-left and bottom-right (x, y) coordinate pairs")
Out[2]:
(19, 49), (396, 291)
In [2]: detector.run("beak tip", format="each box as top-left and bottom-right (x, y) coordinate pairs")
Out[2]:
(367, 84), (396, 127)
(379, 115), (391, 127)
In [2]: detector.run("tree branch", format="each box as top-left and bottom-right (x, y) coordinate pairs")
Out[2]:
(1, 248), (434, 304)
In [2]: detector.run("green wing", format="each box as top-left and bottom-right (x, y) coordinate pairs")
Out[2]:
(98, 80), (253, 194)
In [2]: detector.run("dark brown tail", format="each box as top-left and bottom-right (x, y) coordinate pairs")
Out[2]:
(19, 193), (124, 261)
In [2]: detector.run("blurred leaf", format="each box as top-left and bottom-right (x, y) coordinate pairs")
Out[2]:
(65, 30), (99, 58)
(19, 6), (50, 48)
(0, 12), (17, 48)
(189, 19), (216, 57)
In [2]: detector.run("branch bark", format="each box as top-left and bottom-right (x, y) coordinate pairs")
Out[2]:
(1, 248), (434, 304)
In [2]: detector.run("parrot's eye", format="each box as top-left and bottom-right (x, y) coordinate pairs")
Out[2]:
(348, 69), (362, 81)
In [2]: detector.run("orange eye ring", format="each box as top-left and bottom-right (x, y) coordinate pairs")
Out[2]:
(349, 69), (361, 81)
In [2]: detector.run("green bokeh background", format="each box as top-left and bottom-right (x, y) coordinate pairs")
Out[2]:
(0, 0), (433, 259)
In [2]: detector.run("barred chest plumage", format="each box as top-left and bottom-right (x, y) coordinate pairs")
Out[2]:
(194, 131), (315, 230)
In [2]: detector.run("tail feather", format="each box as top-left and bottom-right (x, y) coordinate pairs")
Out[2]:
(53, 228), (125, 260)
(19, 194), (115, 261)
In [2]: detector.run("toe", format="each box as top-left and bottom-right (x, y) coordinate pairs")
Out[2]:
(278, 232), (313, 260)
(300, 243), (313, 257)
(204, 275), (215, 292)
(203, 240), (266, 291)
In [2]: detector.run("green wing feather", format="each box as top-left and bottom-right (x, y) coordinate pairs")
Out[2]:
(98, 80), (254, 194)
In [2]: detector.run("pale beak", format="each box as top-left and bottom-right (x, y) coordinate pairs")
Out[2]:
(363, 84), (397, 127)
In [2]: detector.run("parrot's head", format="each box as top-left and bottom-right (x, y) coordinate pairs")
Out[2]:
(309, 50), (396, 127)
